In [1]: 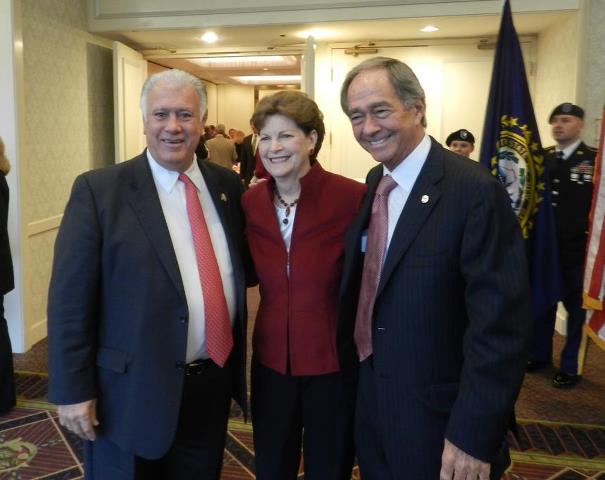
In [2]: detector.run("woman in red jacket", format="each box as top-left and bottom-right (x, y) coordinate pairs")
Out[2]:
(242, 91), (366, 479)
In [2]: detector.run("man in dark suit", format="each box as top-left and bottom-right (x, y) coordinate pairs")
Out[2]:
(338, 57), (531, 479)
(48, 69), (248, 479)
(528, 103), (596, 388)
(0, 138), (16, 414)
(239, 121), (258, 186)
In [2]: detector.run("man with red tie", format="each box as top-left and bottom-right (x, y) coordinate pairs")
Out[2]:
(48, 69), (249, 480)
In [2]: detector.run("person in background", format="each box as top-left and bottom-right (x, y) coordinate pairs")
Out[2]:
(47, 69), (249, 479)
(446, 128), (475, 158)
(207, 124), (238, 170)
(527, 102), (596, 388)
(242, 91), (366, 480)
(239, 121), (258, 186)
(339, 56), (531, 480)
(0, 137), (16, 415)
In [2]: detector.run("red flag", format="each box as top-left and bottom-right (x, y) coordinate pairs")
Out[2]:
(583, 103), (605, 347)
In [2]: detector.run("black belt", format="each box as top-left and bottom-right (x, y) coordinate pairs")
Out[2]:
(184, 358), (214, 376)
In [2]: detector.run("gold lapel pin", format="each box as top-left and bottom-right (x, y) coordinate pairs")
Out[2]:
(220, 193), (228, 202)
(421, 194), (429, 204)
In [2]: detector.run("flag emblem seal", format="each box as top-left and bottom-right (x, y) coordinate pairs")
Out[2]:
(490, 115), (545, 239)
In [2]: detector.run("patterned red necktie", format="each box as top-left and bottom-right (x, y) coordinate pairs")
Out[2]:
(179, 173), (233, 367)
(354, 175), (398, 361)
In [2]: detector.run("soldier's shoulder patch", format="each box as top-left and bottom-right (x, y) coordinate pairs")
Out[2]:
(544, 145), (556, 152)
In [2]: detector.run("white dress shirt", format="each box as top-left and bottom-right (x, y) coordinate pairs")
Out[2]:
(147, 151), (236, 363)
(383, 134), (431, 251)
(557, 138), (582, 160)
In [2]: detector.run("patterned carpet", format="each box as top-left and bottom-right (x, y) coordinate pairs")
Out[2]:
(5, 287), (605, 478)
(1, 371), (604, 479)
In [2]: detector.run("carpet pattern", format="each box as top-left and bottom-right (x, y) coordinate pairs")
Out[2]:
(2, 372), (604, 479)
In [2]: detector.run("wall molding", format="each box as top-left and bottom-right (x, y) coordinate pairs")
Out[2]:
(27, 214), (62, 237)
(87, 0), (580, 32)
(28, 317), (47, 352)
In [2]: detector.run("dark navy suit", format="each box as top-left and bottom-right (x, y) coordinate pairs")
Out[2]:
(339, 138), (532, 479)
(48, 152), (248, 478)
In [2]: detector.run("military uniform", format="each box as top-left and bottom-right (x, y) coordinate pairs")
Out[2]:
(531, 142), (596, 374)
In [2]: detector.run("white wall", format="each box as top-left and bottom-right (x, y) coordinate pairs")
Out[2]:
(216, 84), (255, 133)
(534, 12), (579, 148)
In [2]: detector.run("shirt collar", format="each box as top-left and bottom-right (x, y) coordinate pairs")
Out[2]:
(383, 134), (431, 191)
(146, 150), (202, 193)
(558, 139), (582, 159)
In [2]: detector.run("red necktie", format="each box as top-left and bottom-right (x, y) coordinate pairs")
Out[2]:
(354, 175), (397, 361)
(179, 173), (233, 367)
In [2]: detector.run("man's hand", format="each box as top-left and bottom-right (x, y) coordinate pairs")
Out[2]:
(57, 399), (99, 441)
(248, 176), (268, 188)
(440, 438), (490, 480)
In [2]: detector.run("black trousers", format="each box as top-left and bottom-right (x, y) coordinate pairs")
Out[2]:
(84, 359), (232, 480)
(251, 361), (354, 480)
(0, 295), (16, 414)
(530, 265), (585, 374)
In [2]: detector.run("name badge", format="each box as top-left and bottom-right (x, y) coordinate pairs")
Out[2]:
(361, 230), (368, 253)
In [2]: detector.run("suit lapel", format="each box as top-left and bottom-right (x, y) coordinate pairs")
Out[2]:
(377, 140), (444, 295)
(127, 152), (186, 299)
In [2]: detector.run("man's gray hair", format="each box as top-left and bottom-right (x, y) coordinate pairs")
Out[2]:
(340, 56), (427, 127)
(216, 124), (226, 134)
(140, 69), (207, 121)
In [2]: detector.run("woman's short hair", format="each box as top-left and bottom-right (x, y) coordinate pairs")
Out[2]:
(251, 91), (325, 163)
(0, 137), (10, 175)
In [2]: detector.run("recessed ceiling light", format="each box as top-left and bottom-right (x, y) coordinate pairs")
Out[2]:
(200, 32), (218, 43)
(421, 25), (439, 33)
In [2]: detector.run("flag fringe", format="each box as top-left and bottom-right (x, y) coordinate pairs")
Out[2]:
(582, 292), (603, 311)
(584, 323), (605, 352)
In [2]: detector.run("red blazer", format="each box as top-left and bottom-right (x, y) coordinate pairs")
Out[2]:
(242, 162), (366, 375)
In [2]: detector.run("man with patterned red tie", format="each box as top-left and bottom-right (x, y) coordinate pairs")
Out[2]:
(338, 57), (531, 480)
(47, 69), (249, 480)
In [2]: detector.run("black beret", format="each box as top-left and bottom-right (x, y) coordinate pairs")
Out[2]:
(446, 129), (475, 146)
(549, 103), (584, 123)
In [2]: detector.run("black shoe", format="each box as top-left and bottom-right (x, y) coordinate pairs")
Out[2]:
(552, 371), (581, 388)
(526, 360), (550, 372)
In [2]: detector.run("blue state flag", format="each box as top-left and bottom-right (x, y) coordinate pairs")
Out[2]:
(479, 0), (561, 318)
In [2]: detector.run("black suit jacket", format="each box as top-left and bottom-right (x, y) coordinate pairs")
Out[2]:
(239, 134), (256, 186)
(0, 174), (13, 296)
(48, 152), (248, 459)
(339, 138), (531, 477)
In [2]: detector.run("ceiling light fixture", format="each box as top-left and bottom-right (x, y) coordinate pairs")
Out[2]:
(231, 75), (301, 85)
(190, 55), (298, 68)
(421, 25), (439, 33)
(200, 32), (218, 43)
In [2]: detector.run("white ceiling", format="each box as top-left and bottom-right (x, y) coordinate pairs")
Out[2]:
(102, 11), (573, 85)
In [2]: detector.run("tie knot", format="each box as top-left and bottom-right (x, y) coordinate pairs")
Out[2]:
(556, 151), (565, 161)
(377, 175), (397, 197)
(179, 173), (193, 186)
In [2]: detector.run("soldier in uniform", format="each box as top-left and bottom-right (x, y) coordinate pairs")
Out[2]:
(446, 128), (475, 158)
(527, 102), (596, 388)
